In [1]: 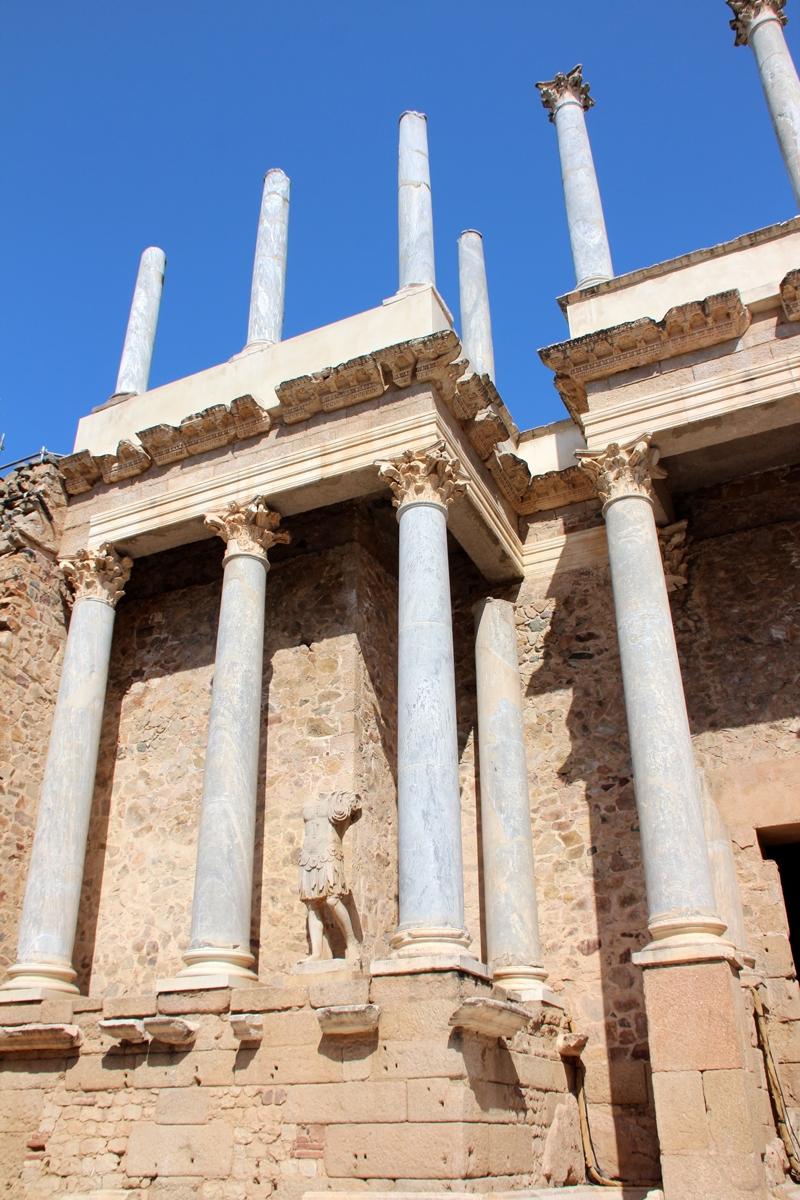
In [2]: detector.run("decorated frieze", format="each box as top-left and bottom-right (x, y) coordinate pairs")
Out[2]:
(780, 268), (800, 321)
(487, 448), (596, 516)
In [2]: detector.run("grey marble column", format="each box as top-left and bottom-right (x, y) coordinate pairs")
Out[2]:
(536, 66), (613, 290)
(246, 169), (291, 348)
(729, 0), (800, 207)
(112, 247), (166, 399)
(398, 111), (436, 290)
(458, 231), (495, 381)
(377, 443), (473, 959)
(576, 440), (729, 965)
(474, 598), (553, 999)
(1, 546), (132, 995)
(178, 498), (289, 986)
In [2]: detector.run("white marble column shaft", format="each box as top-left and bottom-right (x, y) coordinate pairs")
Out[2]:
(536, 67), (613, 290)
(114, 247), (166, 398)
(732, 2), (800, 207)
(377, 444), (471, 959)
(246, 169), (291, 347)
(398, 111), (436, 290)
(180, 499), (289, 984)
(474, 599), (549, 998)
(458, 231), (495, 381)
(577, 441), (725, 961)
(2, 546), (132, 995)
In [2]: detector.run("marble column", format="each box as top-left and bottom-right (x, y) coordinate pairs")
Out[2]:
(536, 66), (613, 290)
(246, 169), (291, 348)
(1, 545), (132, 995)
(376, 442), (473, 959)
(474, 598), (552, 1000)
(729, 0), (800, 207)
(576, 439), (728, 963)
(458, 231), (495, 381)
(178, 498), (289, 985)
(398, 111), (436, 291)
(112, 247), (166, 400)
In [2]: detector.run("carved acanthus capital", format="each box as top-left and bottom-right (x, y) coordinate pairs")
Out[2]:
(535, 64), (594, 122)
(728, 0), (787, 45)
(205, 496), (290, 561)
(575, 436), (667, 508)
(658, 520), (691, 594)
(375, 440), (467, 510)
(60, 543), (132, 607)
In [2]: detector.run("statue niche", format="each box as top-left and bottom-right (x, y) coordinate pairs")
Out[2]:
(299, 791), (361, 963)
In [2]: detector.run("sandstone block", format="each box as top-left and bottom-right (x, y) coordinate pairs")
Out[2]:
(158, 990), (231, 1016)
(508, 1050), (567, 1092)
(643, 962), (744, 1073)
(0, 1089), (43, 1131)
(406, 1077), (525, 1123)
(284, 1081), (406, 1124)
(374, 997), (462, 1040)
(488, 1122), (533, 1175)
(369, 1038), (466, 1081)
(308, 980), (369, 1009)
(155, 1087), (210, 1125)
(661, 1149), (767, 1200)
(65, 1053), (136, 1092)
(133, 1049), (234, 1090)
(230, 986), (307, 1013)
(259, 1010), (323, 1046)
(583, 1058), (648, 1106)
(0, 1062), (66, 1089)
(234, 1044), (342, 1086)
(702, 1067), (755, 1154)
(126, 1120), (233, 1179)
(39, 998), (75, 1024)
(103, 996), (158, 1019)
(323, 1122), (490, 1179)
(0, 1004), (43, 1026)
(651, 1070), (708, 1152)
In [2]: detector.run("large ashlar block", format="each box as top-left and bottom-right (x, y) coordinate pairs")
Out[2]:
(406, 1077), (527, 1124)
(650, 1070), (709, 1153)
(155, 1087), (210, 1126)
(643, 960), (744, 1073)
(126, 1120), (233, 1179)
(283, 1081), (407, 1124)
(323, 1122), (490, 1179)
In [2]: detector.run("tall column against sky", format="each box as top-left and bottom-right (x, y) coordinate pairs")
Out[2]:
(1, 546), (131, 995)
(377, 443), (474, 961)
(458, 230), (495, 380)
(398, 111), (436, 290)
(112, 247), (166, 399)
(177, 498), (289, 987)
(729, 0), (800, 207)
(536, 65), (613, 290)
(246, 168), (291, 348)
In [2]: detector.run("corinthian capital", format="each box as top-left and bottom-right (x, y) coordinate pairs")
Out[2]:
(375, 440), (467, 510)
(575, 436), (667, 508)
(205, 496), (290, 561)
(535, 65), (594, 122)
(60, 543), (133, 607)
(728, 0), (787, 45)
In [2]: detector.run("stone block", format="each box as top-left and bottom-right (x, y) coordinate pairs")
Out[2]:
(0, 1061), (66, 1089)
(643, 961), (744, 1073)
(0, 1088), (43, 1131)
(259, 1010), (324, 1046)
(308, 980), (370, 1009)
(702, 1067), (756, 1154)
(39, 998), (75, 1024)
(369, 1038), (466, 1081)
(155, 1087), (210, 1125)
(651, 1070), (708, 1152)
(234, 1043), (342, 1086)
(583, 1058), (648, 1106)
(65, 1053), (137, 1092)
(661, 1149), (767, 1200)
(126, 1120), (233, 1179)
(158, 990), (231, 1016)
(133, 1049), (235, 1090)
(406, 1077), (526, 1123)
(323, 1122), (490, 1179)
(230, 986), (307, 1013)
(0, 1004), (43, 1026)
(283, 1081), (407, 1124)
(762, 936), (797, 980)
(103, 996), (158, 1019)
(508, 1050), (568, 1092)
(488, 1123), (533, 1175)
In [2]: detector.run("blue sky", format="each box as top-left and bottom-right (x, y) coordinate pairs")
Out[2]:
(1, 1), (798, 461)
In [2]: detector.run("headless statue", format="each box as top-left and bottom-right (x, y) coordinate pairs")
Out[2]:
(299, 791), (361, 962)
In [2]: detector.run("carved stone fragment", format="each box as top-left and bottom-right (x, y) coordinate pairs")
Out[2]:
(487, 448), (595, 515)
(56, 449), (102, 495)
(448, 997), (531, 1038)
(728, 0), (786, 46)
(136, 423), (190, 466)
(780, 268), (800, 321)
(204, 496), (290, 562)
(142, 1016), (199, 1045)
(467, 408), (510, 461)
(659, 519), (690, 593)
(0, 1023), (83, 1052)
(299, 791), (362, 964)
(93, 439), (152, 484)
(536, 64), (593, 121)
(376, 440), (467, 510)
(316, 1003), (380, 1036)
(575, 435), (667, 508)
(60, 543), (133, 607)
(98, 1018), (149, 1043)
(230, 1013), (264, 1040)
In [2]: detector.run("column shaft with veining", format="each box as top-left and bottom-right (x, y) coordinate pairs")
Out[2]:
(246, 169), (291, 347)
(113, 247), (166, 398)
(398, 111), (436, 290)
(474, 598), (551, 999)
(2, 546), (131, 994)
(536, 66), (613, 289)
(458, 230), (495, 380)
(178, 499), (289, 985)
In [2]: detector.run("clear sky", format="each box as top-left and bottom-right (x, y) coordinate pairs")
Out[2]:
(1, 1), (799, 462)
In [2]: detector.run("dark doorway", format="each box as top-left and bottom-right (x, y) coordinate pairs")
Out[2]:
(762, 839), (800, 975)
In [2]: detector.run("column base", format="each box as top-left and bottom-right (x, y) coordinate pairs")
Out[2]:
(171, 947), (258, 990)
(632, 916), (739, 969)
(491, 965), (562, 1007)
(390, 924), (472, 958)
(0, 962), (79, 995)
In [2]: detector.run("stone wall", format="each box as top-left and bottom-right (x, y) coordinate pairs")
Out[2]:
(0, 462), (70, 987)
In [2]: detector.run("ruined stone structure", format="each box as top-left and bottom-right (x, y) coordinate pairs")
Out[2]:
(3, 5), (800, 1199)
